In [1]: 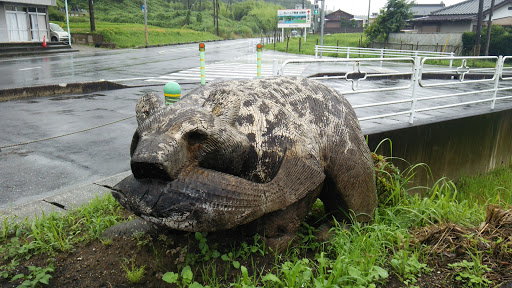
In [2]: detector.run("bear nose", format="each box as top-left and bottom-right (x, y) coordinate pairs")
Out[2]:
(131, 161), (172, 181)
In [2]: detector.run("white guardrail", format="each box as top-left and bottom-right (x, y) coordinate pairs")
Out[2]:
(314, 46), (456, 67)
(272, 55), (512, 124)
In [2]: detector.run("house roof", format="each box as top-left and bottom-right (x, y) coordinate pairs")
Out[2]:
(432, 0), (510, 15)
(411, 4), (446, 16)
(325, 9), (354, 20)
(412, 0), (511, 22)
(413, 14), (475, 22)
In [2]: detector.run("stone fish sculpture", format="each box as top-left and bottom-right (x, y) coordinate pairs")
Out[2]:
(112, 77), (377, 244)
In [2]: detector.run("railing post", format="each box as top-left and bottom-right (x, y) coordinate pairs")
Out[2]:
(491, 55), (503, 109)
(409, 56), (421, 124)
(256, 43), (262, 78)
(273, 59), (278, 76)
(380, 49), (384, 66)
(199, 43), (206, 86)
(315, 45), (318, 58)
(347, 47), (350, 59)
(449, 52), (454, 68)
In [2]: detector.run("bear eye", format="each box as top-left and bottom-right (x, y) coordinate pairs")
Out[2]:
(185, 130), (208, 145)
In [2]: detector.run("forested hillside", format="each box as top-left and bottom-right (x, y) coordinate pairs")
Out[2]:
(49, 0), (313, 38)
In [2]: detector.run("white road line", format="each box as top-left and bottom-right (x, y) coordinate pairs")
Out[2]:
(19, 67), (41, 71)
(107, 77), (157, 82)
(145, 62), (306, 83)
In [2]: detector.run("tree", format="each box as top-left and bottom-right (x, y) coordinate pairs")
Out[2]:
(340, 18), (348, 33)
(364, 0), (414, 43)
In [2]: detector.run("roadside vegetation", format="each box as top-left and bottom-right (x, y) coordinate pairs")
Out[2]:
(263, 33), (364, 57)
(67, 22), (220, 48)
(49, 0), (292, 47)
(1, 142), (511, 287)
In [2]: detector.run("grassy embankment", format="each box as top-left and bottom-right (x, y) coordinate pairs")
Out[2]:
(58, 21), (221, 48)
(1, 147), (511, 287)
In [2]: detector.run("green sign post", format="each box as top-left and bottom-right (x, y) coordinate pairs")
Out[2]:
(199, 42), (206, 85)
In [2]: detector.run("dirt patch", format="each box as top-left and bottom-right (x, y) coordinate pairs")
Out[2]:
(413, 206), (512, 287)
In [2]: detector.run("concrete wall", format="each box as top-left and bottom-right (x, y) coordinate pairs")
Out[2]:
(71, 33), (103, 45)
(439, 22), (472, 33)
(367, 109), (512, 186)
(485, 4), (511, 21)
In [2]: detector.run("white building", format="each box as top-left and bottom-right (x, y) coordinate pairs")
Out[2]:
(0, 0), (56, 43)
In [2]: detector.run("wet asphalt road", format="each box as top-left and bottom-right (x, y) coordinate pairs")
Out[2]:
(0, 39), (257, 209)
(0, 39), (254, 89)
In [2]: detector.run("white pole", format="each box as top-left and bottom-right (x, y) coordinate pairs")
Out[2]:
(65, 0), (71, 46)
(144, 0), (148, 47)
(320, 0), (325, 57)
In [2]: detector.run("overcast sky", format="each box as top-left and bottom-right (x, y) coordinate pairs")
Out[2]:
(313, 0), (468, 16)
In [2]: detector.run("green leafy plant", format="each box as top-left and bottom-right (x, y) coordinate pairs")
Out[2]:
(391, 248), (431, 286)
(10, 264), (54, 288)
(448, 256), (492, 287)
(121, 258), (146, 283)
(162, 265), (201, 287)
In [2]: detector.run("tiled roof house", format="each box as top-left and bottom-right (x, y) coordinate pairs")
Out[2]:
(412, 0), (512, 32)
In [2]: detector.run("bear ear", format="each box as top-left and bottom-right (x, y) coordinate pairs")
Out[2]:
(204, 89), (241, 124)
(135, 93), (164, 126)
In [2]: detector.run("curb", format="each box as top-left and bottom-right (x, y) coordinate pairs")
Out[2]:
(0, 171), (131, 226)
(0, 81), (128, 102)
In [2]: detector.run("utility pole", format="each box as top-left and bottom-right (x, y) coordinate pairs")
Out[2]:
(144, 0), (148, 47)
(484, 0), (495, 56)
(475, 0), (484, 56)
(320, 0), (325, 57)
(367, 0), (371, 28)
(213, 0), (216, 26)
(216, 0), (219, 36)
(88, 0), (95, 31)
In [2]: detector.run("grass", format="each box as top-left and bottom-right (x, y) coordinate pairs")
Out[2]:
(57, 21), (221, 48)
(265, 33), (503, 69)
(1, 150), (511, 287)
(264, 33), (365, 57)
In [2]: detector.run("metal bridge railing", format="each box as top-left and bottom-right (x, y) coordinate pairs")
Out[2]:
(274, 55), (512, 124)
(314, 46), (455, 67)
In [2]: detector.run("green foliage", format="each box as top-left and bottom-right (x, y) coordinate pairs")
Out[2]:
(462, 25), (512, 56)
(69, 22), (219, 47)
(456, 165), (512, 207)
(364, 0), (414, 42)
(269, 33), (364, 56)
(121, 258), (146, 283)
(61, 0), (285, 43)
(0, 194), (125, 286)
(391, 248), (431, 286)
(162, 265), (199, 287)
(10, 264), (54, 288)
(448, 257), (492, 287)
(48, 6), (66, 22)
